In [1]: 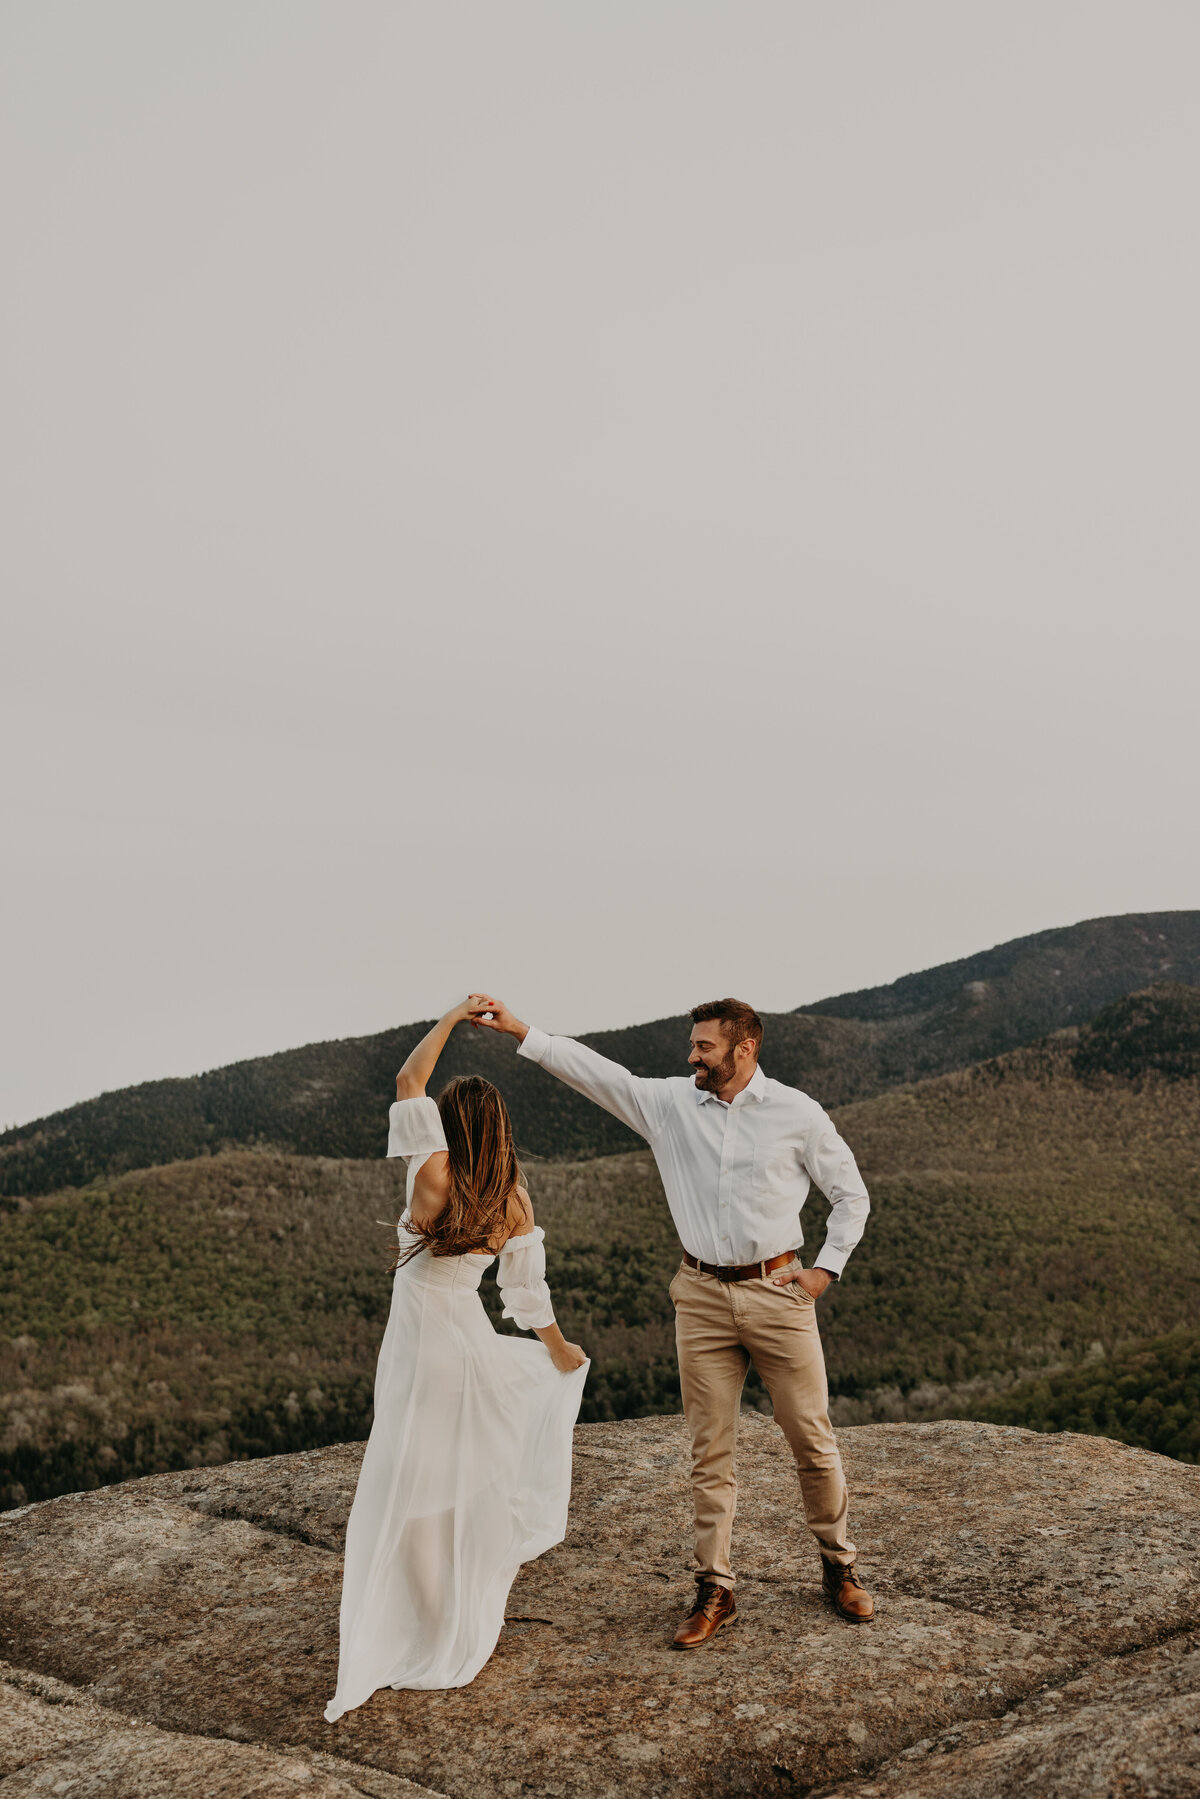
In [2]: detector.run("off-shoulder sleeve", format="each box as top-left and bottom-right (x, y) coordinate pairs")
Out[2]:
(497, 1226), (555, 1331)
(387, 1096), (448, 1161)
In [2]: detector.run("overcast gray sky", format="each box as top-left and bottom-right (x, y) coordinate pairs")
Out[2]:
(3, 1), (1198, 1127)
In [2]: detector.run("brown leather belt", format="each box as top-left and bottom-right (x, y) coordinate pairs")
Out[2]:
(682, 1249), (799, 1284)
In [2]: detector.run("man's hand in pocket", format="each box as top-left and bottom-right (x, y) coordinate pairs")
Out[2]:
(772, 1263), (834, 1298)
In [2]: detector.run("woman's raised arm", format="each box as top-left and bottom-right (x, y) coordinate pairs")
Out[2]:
(394, 993), (495, 1099)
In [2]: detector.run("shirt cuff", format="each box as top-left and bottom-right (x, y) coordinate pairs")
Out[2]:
(517, 1025), (552, 1064)
(813, 1245), (848, 1279)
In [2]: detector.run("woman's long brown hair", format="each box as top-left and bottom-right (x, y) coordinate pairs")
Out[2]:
(393, 1076), (524, 1266)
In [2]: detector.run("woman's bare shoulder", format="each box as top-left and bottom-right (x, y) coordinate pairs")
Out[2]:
(501, 1184), (536, 1243)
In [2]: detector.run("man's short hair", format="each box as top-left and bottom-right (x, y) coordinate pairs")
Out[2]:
(690, 998), (764, 1057)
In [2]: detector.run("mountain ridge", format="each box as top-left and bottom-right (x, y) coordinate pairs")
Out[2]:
(804, 907), (1200, 1084)
(4, 909), (1199, 1199)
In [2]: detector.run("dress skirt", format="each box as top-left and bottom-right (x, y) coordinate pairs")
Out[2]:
(324, 1244), (588, 1718)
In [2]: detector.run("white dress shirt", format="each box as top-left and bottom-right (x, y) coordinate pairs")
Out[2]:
(517, 1028), (870, 1276)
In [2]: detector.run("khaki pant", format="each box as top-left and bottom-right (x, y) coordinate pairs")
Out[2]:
(669, 1259), (854, 1588)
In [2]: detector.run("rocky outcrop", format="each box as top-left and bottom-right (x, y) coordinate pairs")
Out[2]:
(1, 1417), (1198, 1796)
(0, 1662), (442, 1798)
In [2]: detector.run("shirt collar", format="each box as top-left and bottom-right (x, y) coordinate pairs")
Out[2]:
(693, 1064), (768, 1107)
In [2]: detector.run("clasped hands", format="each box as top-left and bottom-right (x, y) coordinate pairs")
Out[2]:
(460, 995), (525, 1038)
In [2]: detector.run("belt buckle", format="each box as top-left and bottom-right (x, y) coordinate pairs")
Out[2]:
(715, 1264), (738, 1284)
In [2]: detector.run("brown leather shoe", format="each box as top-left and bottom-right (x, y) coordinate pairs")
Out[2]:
(671, 1579), (738, 1649)
(822, 1558), (875, 1622)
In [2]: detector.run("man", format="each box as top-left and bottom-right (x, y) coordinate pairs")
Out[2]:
(474, 995), (874, 1644)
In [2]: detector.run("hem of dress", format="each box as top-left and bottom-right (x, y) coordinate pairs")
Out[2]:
(323, 1515), (574, 1718)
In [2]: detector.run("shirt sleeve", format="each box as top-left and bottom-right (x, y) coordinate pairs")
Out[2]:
(803, 1108), (871, 1278)
(387, 1096), (448, 1161)
(517, 1027), (669, 1140)
(497, 1226), (556, 1331)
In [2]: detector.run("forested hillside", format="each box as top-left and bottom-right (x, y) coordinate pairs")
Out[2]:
(971, 1327), (1200, 1463)
(5, 984), (1199, 1506)
(0, 1150), (678, 1508)
(818, 987), (1200, 1411)
(4, 910), (1198, 1198)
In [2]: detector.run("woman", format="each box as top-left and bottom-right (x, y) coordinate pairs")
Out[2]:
(325, 995), (588, 1720)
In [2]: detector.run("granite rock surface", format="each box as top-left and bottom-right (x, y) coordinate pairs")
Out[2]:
(1, 1416), (1198, 1797)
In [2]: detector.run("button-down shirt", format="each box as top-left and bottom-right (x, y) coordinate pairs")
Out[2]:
(517, 1027), (870, 1275)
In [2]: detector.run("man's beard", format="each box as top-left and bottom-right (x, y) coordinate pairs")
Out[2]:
(695, 1048), (738, 1092)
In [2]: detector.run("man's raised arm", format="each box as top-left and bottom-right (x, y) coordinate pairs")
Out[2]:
(471, 998), (667, 1141)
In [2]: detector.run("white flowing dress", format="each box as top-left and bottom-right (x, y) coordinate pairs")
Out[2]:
(325, 1097), (588, 1719)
